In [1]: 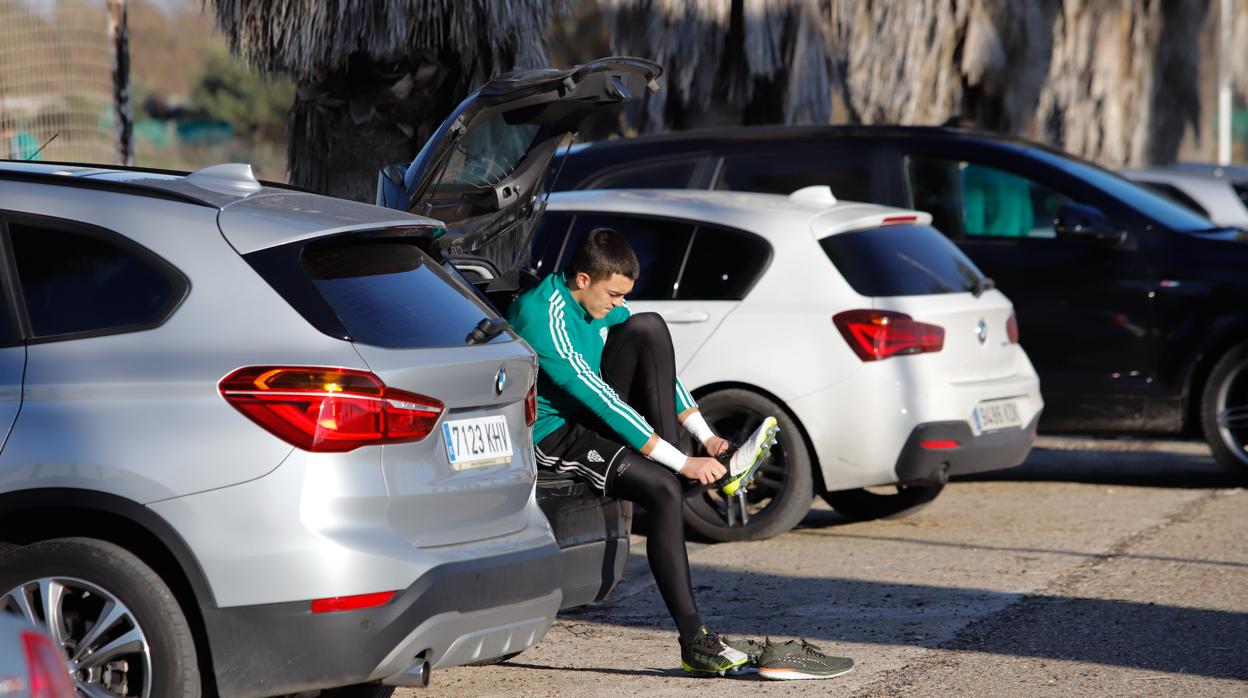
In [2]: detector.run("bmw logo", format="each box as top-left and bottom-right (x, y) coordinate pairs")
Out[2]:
(976, 319), (988, 345)
(495, 366), (507, 395)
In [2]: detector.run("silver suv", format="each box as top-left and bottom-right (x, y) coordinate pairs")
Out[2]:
(0, 161), (560, 696)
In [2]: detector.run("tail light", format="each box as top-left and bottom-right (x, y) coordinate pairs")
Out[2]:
(833, 309), (945, 361)
(1006, 311), (1020, 344)
(219, 366), (444, 452)
(524, 383), (537, 426)
(22, 629), (74, 698)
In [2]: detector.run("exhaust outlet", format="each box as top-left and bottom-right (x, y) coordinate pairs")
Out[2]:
(385, 654), (432, 687)
(414, 659), (430, 688)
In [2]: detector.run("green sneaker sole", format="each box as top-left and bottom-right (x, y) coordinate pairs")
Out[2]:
(720, 417), (779, 497)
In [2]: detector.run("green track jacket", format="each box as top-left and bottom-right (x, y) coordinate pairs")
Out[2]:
(508, 272), (698, 451)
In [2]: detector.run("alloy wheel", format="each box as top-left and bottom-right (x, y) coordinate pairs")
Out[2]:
(2, 576), (152, 697)
(1214, 356), (1248, 466)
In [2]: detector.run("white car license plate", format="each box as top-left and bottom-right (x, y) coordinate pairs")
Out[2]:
(973, 399), (1022, 432)
(442, 415), (513, 470)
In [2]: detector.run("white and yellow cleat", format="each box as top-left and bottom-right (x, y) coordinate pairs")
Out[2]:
(717, 416), (779, 497)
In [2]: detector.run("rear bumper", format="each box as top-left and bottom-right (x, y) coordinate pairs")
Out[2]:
(536, 473), (631, 609)
(203, 542), (562, 698)
(894, 414), (1040, 484)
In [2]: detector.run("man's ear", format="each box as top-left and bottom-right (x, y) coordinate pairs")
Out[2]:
(573, 272), (591, 290)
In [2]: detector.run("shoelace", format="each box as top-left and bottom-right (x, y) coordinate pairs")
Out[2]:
(797, 639), (824, 656)
(769, 638), (825, 657)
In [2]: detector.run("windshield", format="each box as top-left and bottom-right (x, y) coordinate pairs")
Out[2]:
(1025, 147), (1216, 232)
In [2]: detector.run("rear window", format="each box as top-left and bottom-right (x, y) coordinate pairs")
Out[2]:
(245, 233), (508, 349)
(302, 238), (507, 348)
(819, 224), (985, 297)
(591, 159), (700, 189)
(715, 150), (875, 202)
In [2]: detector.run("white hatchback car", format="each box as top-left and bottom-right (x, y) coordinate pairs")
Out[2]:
(531, 187), (1043, 540)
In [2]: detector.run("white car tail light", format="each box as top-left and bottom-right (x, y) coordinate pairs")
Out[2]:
(833, 309), (945, 361)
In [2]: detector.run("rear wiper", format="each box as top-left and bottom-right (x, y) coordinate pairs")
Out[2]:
(971, 276), (995, 298)
(466, 317), (510, 344)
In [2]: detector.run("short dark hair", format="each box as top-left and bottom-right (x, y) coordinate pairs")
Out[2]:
(565, 227), (639, 282)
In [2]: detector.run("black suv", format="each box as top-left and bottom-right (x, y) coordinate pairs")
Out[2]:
(553, 126), (1248, 475)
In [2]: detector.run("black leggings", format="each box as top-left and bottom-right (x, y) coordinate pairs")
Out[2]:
(601, 312), (683, 443)
(601, 313), (703, 643)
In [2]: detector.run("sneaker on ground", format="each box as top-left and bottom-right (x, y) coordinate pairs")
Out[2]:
(723, 639), (758, 664)
(681, 628), (751, 676)
(722, 637), (765, 673)
(757, 638), (854, 680)
(717, 416), (779, 497)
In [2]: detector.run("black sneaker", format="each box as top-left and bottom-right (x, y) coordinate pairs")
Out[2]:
(680, 628), (751, 676)
(723, 636), (765, 673)
(723, 639), (758, 664)
(757, 638), (854, 680)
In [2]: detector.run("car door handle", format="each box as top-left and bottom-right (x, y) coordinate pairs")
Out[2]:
(660, 310), (710, 324)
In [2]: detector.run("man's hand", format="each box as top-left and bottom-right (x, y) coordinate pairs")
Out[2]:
(703, 435), (731, 458)
(680, 456), (726, 486)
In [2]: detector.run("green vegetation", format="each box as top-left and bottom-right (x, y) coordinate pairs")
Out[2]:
(190, 44), (294, 143)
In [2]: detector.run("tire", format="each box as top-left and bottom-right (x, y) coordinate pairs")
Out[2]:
(1200, 343), (1248, 477)
(821, 482), (945, 521)
(0, 537), (200, 697)
(681, 389), (813, 542)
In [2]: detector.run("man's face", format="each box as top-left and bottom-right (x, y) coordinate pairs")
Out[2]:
(573, 272), (634, 319)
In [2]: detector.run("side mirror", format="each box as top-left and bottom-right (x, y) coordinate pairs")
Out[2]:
(375, 163), (408, 209)
(1054, 203), (1126, 244)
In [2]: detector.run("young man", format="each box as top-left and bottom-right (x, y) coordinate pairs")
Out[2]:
(508, 227), (778, 675)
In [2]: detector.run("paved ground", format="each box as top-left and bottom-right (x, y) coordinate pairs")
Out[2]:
(402, 438), (1247, 697)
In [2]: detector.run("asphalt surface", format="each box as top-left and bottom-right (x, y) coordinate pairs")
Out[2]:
(402, 437), (1246, 696)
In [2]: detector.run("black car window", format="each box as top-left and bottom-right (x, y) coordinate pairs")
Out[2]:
(1233, 181), (1248, 209)
(591, 159), (700, 189)
(715, 150), (874, 202)
(1131, 181), (1209, 218)
(676, 225), (770, 300)
(1026, 147), (1215, 232)
(529, 211), (572, 277)
(819, 224), (986, 297)
(562, 214), (693, 301)
(300, 237), (508, 348)
(905, 157), (1073, 240)
(9, 221), (185, 339)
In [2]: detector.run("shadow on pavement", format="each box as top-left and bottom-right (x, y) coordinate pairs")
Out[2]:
(574, 566), (1248, 681)
(955, 442), (1243, 489)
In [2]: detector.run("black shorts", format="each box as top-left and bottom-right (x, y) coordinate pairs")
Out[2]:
(535, 422), (632, 495)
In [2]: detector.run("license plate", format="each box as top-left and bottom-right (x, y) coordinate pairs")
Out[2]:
(442, 415), (513, 470)
(973, 399), (1022, 432)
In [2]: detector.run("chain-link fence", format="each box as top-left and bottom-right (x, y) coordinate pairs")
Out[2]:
(0, 0), (116, 163)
